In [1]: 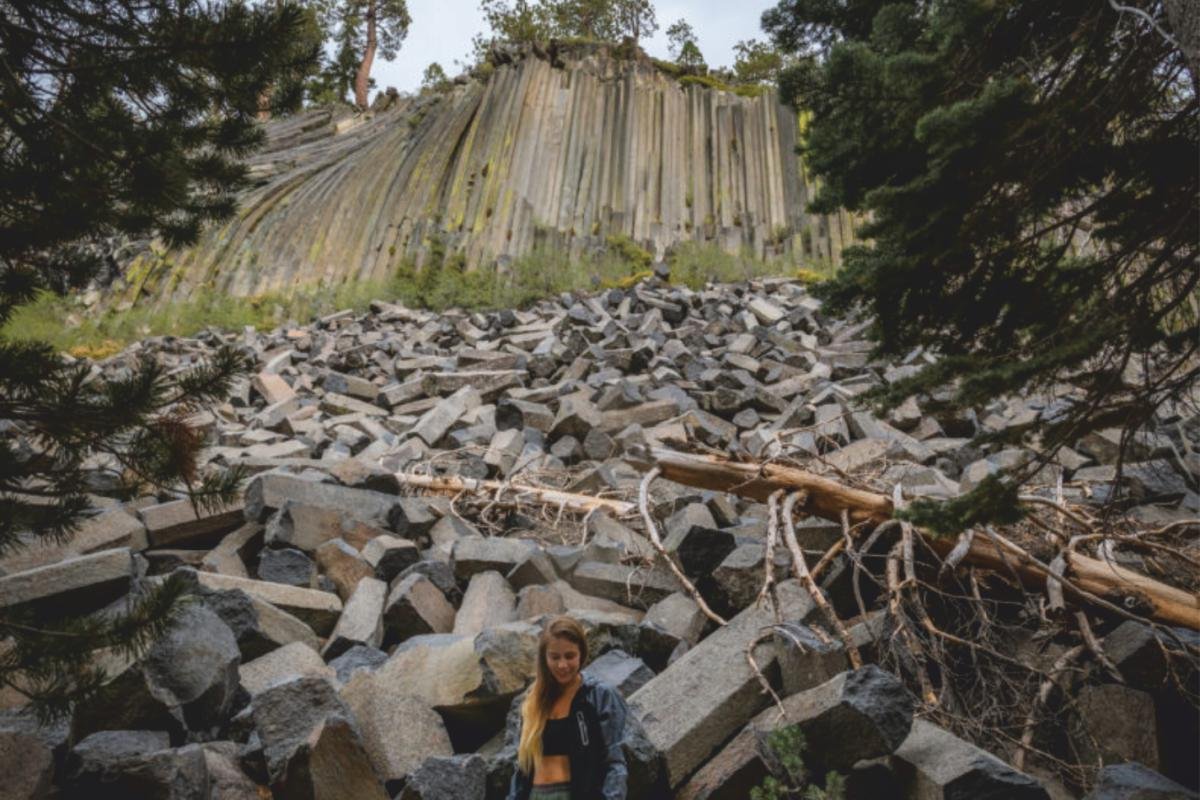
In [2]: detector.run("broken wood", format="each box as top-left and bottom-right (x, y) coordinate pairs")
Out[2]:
(637, 445), (1200, 631)
(392, 472), (635, 518)
(639, 468), (727, 626)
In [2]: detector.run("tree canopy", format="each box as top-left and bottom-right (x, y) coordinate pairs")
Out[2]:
(1, 0), (315, 718)
(475, 0), (657, 53)
(667, 18), (705, 68)
(763, 0), (1199, 532)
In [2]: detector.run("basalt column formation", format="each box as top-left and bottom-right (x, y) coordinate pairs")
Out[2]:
(123, 44), (858, 303)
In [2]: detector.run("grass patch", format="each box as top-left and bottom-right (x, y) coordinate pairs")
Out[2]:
(678, 74), (768, 98)
(3, 240), (828, 355)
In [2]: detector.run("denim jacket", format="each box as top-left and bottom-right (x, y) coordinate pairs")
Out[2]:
(506, 674), (629, 800)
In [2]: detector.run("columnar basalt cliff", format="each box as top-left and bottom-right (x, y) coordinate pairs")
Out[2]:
(122, 43), (858, 303)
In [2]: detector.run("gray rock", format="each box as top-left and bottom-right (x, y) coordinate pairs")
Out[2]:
(1075, 683), (1162, 771)
(663, 503), (738, 577)
(452, 537), (535, 582)
(140, 498), (244, 549)
(328, 644), (389, 684)
(74, 604), (241, 742)
(245, 472), (396, 527)
(1104, 620), (1199, 691)
(64, 730), (209, 800)
(505, 548), (559, 590)
(240, 641), (335, 698)
(762, 665), (913, 772)
(410, 386), (481, 445)
(201, 740), (265, 799)
(195, 572), (343, 636)
(630, 580), (815, 788)
(398, 754), (487, 800)
(322, 576), (387, 659)
(187, 575), (321, 660)
(771, 622), (850, 697)
(339, 670), (454, 787)
(583, 649), (654, 696)
(453, 571), (516, 636)
(0, 548), (135, 617)
(396, 560), (462, 605)
(384, 573), (456, 647)
(891, 719), (1049, 800)
(1084, 763), (1198, 800)
(0, 712), (69, 800)
(256, 547), (316, 587)
(361, 534), (420, 582)
(710, 542), (791, 615)
(569, 561), (680, 610)
(251, 676), (388, 800)
(638, 592), (708, 671)
(387, 497), (443, 540)
(516, 583), (566, 619)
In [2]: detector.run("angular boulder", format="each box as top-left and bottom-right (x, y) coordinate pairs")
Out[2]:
(74, 604), (240, 742)
(891, 719), (1049, 800)
(251, 676), (388, 800)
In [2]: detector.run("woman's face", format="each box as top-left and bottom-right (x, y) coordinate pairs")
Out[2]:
(545, 636), (582, 687)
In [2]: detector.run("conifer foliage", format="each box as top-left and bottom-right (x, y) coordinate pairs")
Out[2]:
(0, 0), (316, 717)
(764, 0), (1199, 531)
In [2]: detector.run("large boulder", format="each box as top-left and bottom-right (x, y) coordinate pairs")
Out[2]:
(74, 604), (240, 742)
(251, 676), (388, 800)
(891, 719), (1049, 800)
(1084, 763), (1198, 800)
(0, 548), (135, 617)
(398, 754), (487, 800)
(63, 730), (209, 800)
(0, 711), (69, 800)
(453, 571), (517, 636)
(364, 624), (539, 752)
(383, 573), (456, 647)
(239, 641), (336, 697)
(759, 666), (914, 772)
(201, 740), (266, 799)
(583, 649), (654, 696)
(322, 576), (386, 659)
(195, 572), (342, 636)
(178, 568), (320, 659)
(629, 580), (814, 788)
(340, 673), (454, 790)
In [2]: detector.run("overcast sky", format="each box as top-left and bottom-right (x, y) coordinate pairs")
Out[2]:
(370, 0), (779, 95)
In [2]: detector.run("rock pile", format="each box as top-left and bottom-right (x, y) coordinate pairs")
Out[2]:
(1, 275), (1196, 799)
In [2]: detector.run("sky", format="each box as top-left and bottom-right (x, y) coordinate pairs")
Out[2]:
(370, 0), (779, 96)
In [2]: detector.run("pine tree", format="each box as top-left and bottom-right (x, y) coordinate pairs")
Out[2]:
(762, 0), (1198, 532)
(666, 18), (705, 69)
(341, 0), (411, 110)
(731, 38), (787, 85)
(421, 62), (452, 94)
(0, 0), (318, 718)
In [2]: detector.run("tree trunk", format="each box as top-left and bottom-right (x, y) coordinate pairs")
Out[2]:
(354, 0), (377, 111)
(637, 446), (1200, 630)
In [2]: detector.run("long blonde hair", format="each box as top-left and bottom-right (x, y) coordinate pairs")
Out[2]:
(517, 615), (589, 776)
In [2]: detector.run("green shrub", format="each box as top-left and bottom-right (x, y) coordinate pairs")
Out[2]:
(751, 727), (846, 800)
(604, 234), (653, 271)
(668, 242), (781, 289)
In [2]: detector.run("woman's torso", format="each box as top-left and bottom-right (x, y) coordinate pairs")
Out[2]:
(535, 681), (581, 786)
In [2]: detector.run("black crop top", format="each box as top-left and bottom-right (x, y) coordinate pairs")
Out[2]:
(542, 714), (581, 756)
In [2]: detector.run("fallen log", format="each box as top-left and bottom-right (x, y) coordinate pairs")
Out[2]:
(392, 472), (636, 517)
(634, 446), (1200, 631)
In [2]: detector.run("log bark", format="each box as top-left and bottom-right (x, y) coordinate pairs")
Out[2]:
(640, 446), (1200, 631)
(392, 472), (635, 517)
(354, 0), (377, 110)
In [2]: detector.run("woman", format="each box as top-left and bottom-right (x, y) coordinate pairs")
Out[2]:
(507, 615), (629, 800)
